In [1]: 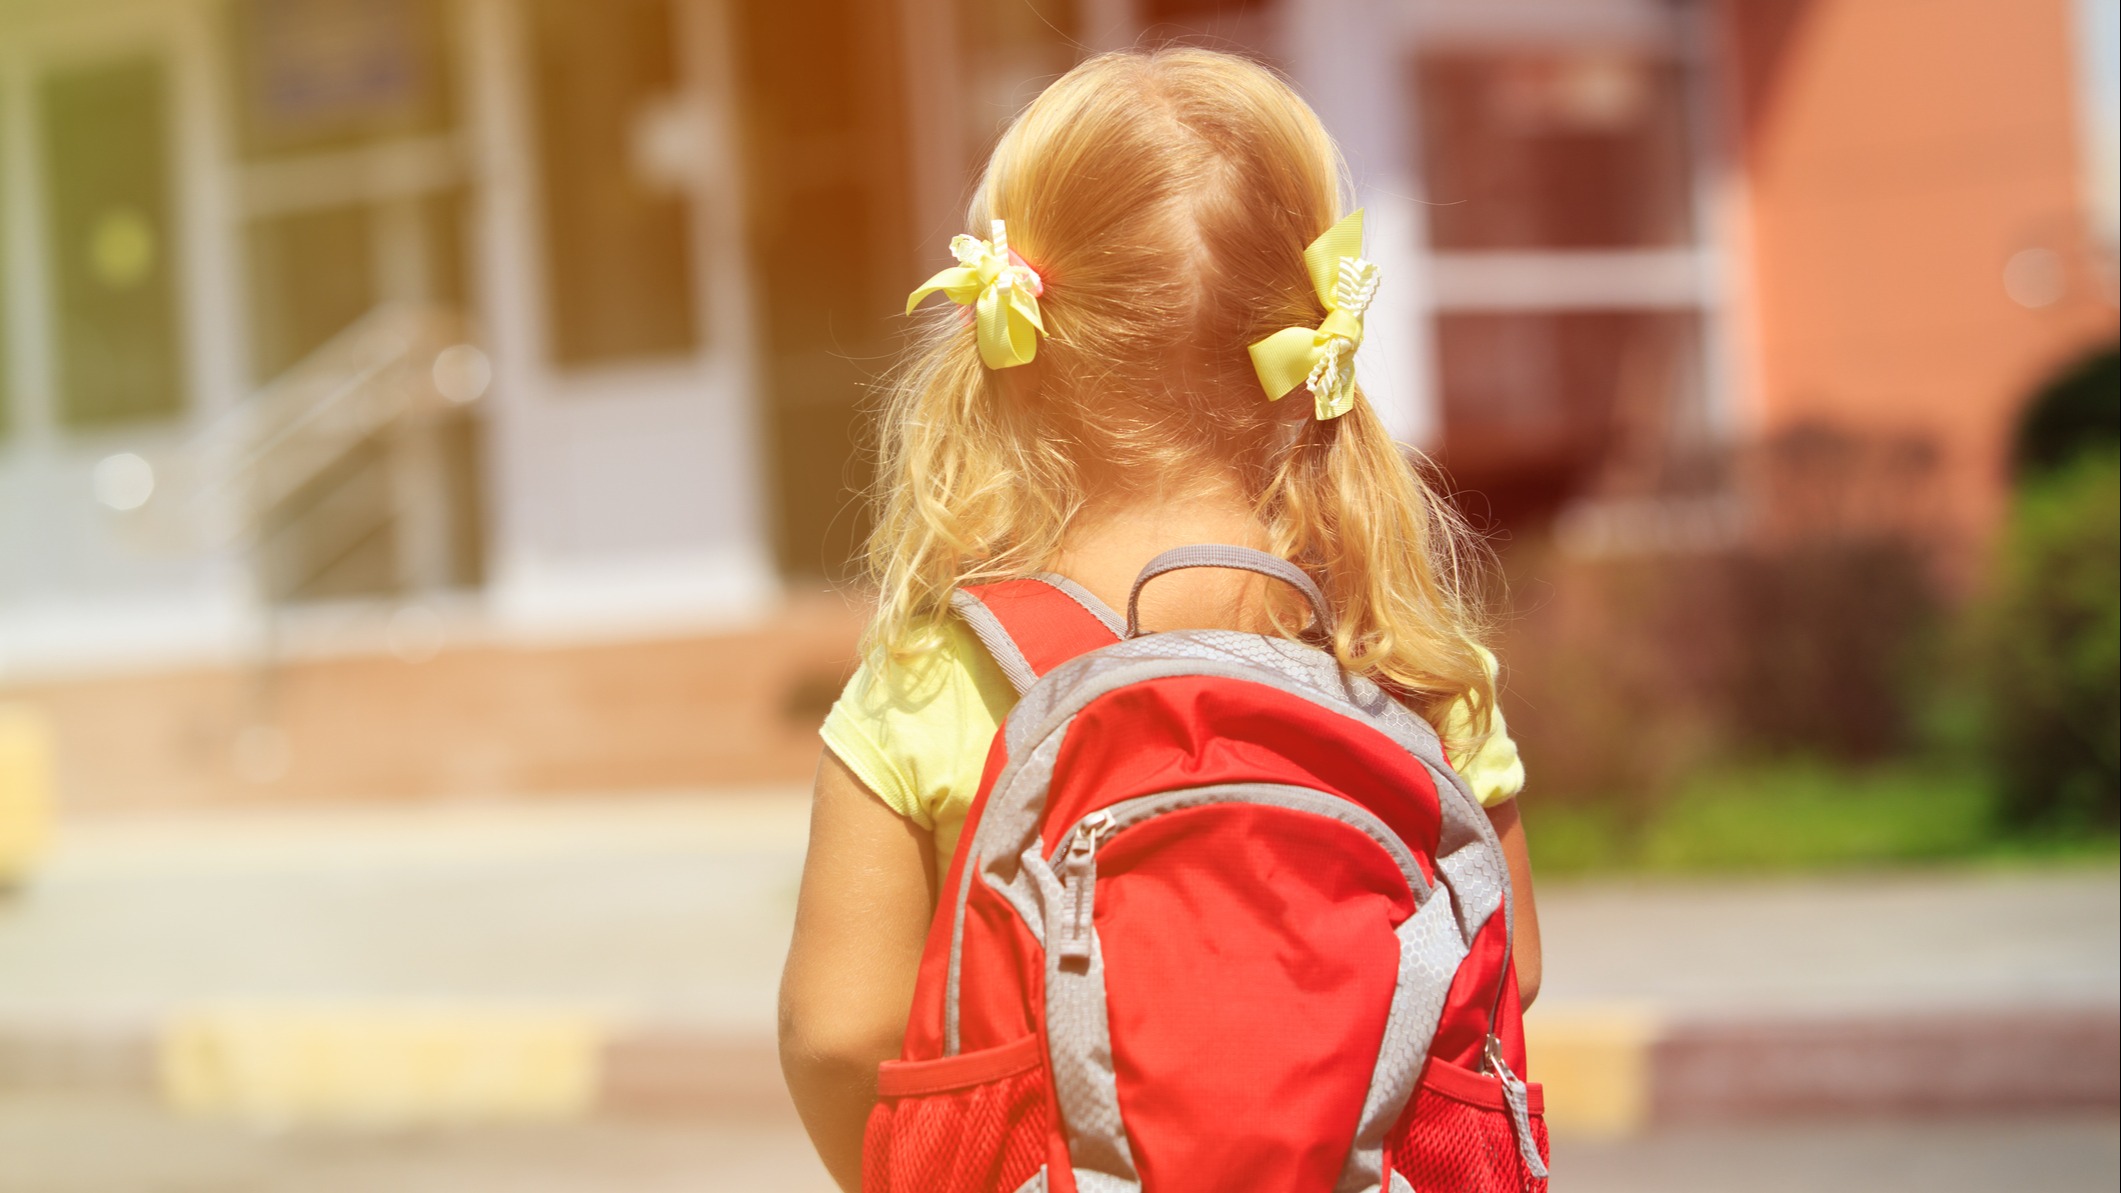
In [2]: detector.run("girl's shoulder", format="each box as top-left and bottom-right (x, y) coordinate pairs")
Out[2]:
(1441, 645), (1525, 807)
(1384, 646), (1525, 808)
(818, 619), (1018, 831)
(1439, 691), (1526, 809)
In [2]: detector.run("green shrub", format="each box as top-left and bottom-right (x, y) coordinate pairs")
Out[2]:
(1522, 757), (2117, 877)
(1977, 454), (2121, 832)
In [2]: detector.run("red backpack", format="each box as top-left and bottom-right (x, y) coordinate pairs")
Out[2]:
(863, 547), (1549, 1193)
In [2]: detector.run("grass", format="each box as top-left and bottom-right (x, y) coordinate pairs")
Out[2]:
(1520, 758), (2121, 877)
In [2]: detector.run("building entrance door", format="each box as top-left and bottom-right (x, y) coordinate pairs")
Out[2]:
(732, 0), (913, 581)
(231, 0), (484, 602)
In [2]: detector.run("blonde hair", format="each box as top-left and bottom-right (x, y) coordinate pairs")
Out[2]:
(864, 48), (1496, 740)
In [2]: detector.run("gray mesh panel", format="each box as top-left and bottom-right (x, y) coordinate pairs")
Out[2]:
(1426, 744), (1511, 973)
(1041, 871), (1139, 1186)
(1337, 880), (1471, 1192)
(1435, 829), (1507, 959)
(947, 721), (1076, 1053)
(979, 841), (1049, 951)
(979, 717), (1073, 862)
(1009, 1168), (1048, 1193)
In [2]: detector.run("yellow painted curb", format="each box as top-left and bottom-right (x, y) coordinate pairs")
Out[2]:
(0, 704), (54, 883)
(159, 1004), (606, 1127)
(1523, 1004), (1663, 1138)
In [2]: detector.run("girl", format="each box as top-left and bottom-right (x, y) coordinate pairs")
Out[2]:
(779, 47), (1540, 1191)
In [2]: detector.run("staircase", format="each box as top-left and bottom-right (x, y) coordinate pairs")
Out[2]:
(148, 302), (487, 605)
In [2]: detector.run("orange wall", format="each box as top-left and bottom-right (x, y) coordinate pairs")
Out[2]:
(1726, 0), (2117, 557)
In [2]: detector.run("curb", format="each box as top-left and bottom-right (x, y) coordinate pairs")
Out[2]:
(1528, 1003), (2121, 1136)
(3, 1005), (2115, 1131)
(1651, 1007), (2121, 1122)
(0, 1016), (801, 1125)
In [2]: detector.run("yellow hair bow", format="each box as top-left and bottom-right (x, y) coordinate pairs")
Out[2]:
(1247, 209), (1381, 420)
(906, 219), (1046, 369)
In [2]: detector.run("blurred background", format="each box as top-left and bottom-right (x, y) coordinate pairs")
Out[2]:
(0, 0), (2114, 1189)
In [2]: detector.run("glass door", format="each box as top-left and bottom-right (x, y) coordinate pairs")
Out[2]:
(230, 0), (483, 600)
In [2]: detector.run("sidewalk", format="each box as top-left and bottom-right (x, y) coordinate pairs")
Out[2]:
(1528, 866), (2119, 1131)
(0, 792), (2114, 1185)
(0, 793), (808, 1124)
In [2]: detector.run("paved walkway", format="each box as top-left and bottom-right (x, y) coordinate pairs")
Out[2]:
(2, 1094), (2113, 1193)
(8, 792), (2111, 1031)
(0, 793), (808, 1033)
(1534, 869), (2120, 1018)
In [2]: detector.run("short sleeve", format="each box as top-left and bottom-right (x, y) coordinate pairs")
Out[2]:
(1438, 648), (1527, 808)
(818, 621), (1018, 858)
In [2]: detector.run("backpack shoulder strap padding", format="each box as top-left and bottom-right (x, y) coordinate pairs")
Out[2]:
(950, 574), (1124, 695)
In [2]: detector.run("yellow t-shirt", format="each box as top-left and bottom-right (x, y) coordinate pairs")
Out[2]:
(822, 620), (1527, 869)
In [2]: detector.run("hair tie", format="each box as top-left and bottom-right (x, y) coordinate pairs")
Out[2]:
(906, 219), (1046, 369)
(1248, 209), (1379, 420)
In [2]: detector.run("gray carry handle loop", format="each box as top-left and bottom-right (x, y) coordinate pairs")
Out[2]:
(1124, 545), (1333, 639)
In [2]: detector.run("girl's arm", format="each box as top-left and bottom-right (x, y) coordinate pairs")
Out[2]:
(1485, 798), (1542, 1006)
(779, 750), (937, 1191)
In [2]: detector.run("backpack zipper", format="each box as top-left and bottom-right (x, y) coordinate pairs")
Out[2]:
(1055, 809), (1115, 966)
(1047, 786), (1433, 971)
(1483, 1034), (1550, 1178)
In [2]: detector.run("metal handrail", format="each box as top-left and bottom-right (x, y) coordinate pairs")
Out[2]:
(126, 303), (479, 603)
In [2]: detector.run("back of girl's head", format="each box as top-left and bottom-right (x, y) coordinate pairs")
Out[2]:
(871, 48), (1495, 735)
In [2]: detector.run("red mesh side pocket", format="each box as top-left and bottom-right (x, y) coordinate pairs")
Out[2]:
(1385, 1059), (1550, 1193)
(862, 1035), (1050, 1193)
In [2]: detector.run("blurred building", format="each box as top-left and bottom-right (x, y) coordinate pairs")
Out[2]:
(0, 0), (2112, 806)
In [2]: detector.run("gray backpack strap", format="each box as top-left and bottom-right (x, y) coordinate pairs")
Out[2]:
(950, 576), (1127, 696)
(950, 589), (1042, 694)
(1125, 545), (1333, 639)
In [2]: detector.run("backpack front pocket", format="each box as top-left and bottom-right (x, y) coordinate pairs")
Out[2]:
(1385, 1058), (1550, 1193)
(863, 1034), (1050, 1193)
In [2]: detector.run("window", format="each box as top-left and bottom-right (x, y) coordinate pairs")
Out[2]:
(232, 0), (452, 157)
(0, 98), (11, 441)
(1416, 52), (1693, 250)
(232, 0), (467, 381)
(1436, 311), (1702, 526)
(42, 58), (185, 427)
(1415, 47), (1709, 528)
(245, 205), (373, 381)
(735, 0), (909, 577)
(528, 0), (699, 365)
(244, 190), (466, 381)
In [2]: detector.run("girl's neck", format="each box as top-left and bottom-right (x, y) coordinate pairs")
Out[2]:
(1045, 475), (1284, 635)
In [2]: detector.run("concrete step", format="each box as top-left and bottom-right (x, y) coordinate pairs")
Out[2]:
(0, 595), (863, 812)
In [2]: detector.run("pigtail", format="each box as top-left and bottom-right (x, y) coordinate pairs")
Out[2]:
(865, 304), (1078, 670)
(1261, 397), (1498, 751)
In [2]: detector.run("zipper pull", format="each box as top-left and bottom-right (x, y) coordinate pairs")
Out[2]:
(1484, 1035), (1550, 1179)
(1055, 811), (1114, 968)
